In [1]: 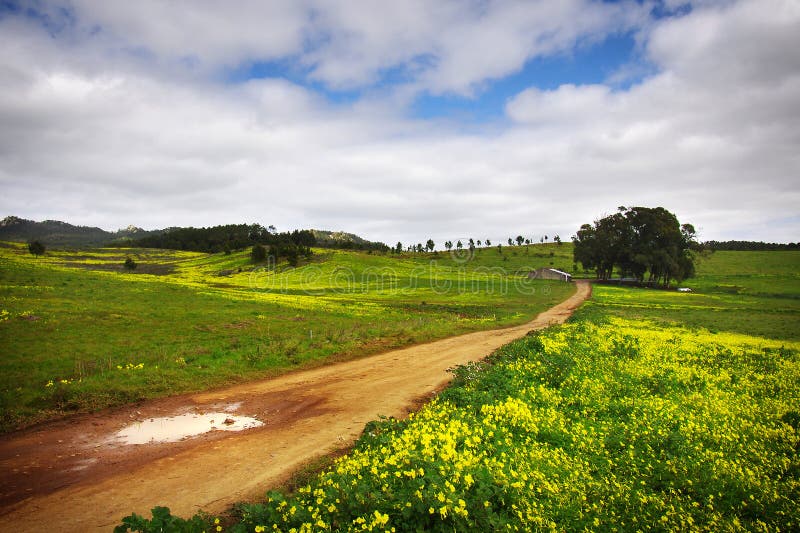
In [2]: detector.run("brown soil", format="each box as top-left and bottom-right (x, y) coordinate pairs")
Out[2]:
(0, 281), (590, 532)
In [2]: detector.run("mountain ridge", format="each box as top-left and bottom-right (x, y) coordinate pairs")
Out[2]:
(0, 216), (384, 251)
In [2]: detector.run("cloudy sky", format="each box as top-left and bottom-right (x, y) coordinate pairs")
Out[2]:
(1, 0), (798, 246)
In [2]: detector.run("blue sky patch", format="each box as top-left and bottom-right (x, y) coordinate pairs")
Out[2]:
(411, 31), (646, 121)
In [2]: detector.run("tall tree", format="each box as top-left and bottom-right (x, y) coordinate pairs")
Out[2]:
(573, 207), (697, 286)
(28, 240), (45, 256)
(251, 244), (267, 262)
(426, 239), (435, 252)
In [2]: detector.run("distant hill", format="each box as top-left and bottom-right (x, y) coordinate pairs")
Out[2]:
(0, 216), (390, 252)
(0, 216), (162, 248)
(311, 229), (389, 252)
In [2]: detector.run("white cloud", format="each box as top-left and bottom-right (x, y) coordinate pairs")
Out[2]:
(32, 0), (649, 95)
(0, 0), (798, 245)
(503, 0), (800, 241)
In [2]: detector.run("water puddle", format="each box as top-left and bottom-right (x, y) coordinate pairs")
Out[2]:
(112, 412), (263, 445)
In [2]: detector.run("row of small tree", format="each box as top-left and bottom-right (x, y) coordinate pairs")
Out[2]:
(395, 234), (561, 255)
(572, 206), (697, 286)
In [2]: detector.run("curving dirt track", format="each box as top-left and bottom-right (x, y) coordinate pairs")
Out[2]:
(0, 281), (590, 532)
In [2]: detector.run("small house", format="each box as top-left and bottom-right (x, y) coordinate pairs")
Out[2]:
(528, 268), (572, 282)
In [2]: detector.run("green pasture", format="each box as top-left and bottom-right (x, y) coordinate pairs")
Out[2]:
(131, 249), (800, 532)
(580, 249), (800, 340)
(0, 242), (572, 431)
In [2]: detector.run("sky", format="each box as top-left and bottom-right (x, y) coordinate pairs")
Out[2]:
(0, 0), (798, 247)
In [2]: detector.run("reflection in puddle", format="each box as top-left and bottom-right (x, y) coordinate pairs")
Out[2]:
(113, 412), (263, 445)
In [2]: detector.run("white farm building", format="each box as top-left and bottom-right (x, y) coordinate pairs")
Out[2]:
(528, 268), (572, 282)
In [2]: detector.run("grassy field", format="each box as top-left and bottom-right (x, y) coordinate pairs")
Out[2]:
(147, 249), (799, 532)
(0, 241), (573, 432)
(585, 250), (800, 340)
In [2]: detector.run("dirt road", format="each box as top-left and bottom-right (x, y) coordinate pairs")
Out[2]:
(0, 281), (590, 532)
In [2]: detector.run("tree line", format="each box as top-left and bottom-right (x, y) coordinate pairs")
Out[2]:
(701, 240), (800, 251)
(573, 206), (697, 287)
(127, 224), (315, 264)
(396, 234), (561, 255)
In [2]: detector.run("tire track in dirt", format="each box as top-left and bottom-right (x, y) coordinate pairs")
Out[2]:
(0, 281), (590, 532)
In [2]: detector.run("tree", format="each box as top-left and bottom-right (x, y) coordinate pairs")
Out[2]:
(485, 239), (491, 247)
(426, 239), (435, 252)
(444, 240), (453, 251)
(124, 256), (137, 270)
(456, 240), (463, 250)
(554, 235), (562, 245)
(28, 241), (45, 256)
(251, 244), (267, 262)
(395, 242), (403, 254)
(508, 238), (513, 246)
(573, 206), (697, 286)
(515, 235), (524, 246)
(285, 246), (299, 266)
(477, 240), (482, 247)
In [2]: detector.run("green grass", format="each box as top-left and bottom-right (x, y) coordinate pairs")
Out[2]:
(0, 242), (574, 432)
(129, 249), (800, 532)
(579, 250), (800, 340)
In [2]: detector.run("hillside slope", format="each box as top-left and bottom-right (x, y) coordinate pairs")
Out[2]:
(0, 216), (159, 247)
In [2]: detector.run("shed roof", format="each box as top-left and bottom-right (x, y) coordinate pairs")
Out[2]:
(544, 268), (571, 277)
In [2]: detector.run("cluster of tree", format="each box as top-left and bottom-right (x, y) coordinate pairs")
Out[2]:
(130, 223), (315, 264)
(250, 239), (314, 266)
(396, 233), (562, 256)
(701, 240), (800, 251)
(131, 224), (264, 253)
(504, 235), (561, 246)
(398, 241), (435, 253)
(573, 206), (697, 286)
(323, 239), (390, 253)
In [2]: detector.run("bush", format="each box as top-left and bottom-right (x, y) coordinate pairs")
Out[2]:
(251, 244), (267, 262)
(124, 257), (137, 270)
(28, 240), (45, 256)
(115, 506), (212, 533)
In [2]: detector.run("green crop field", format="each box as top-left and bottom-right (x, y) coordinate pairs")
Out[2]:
(0, 241), (573, 432)
(130, 249), (799, 532)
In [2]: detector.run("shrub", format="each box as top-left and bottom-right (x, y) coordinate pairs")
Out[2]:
(251, 244), (267, 262)
(28, 240), (45, 256)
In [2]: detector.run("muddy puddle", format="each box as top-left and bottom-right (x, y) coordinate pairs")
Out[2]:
(111, 412), (263, 445)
